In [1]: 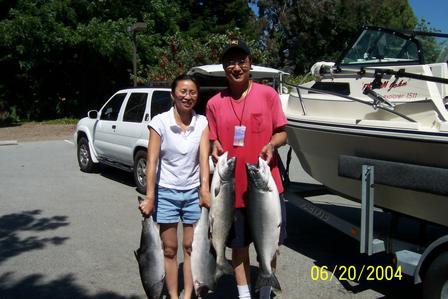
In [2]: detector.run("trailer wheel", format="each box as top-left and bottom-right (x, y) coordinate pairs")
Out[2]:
(423, 252), (448, 299)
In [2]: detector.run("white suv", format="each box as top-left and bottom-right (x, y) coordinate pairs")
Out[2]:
(74, 87), (171, 193)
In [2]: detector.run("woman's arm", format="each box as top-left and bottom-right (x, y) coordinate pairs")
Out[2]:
(139, 127), (161, 216)
(198, 126), (211, 208)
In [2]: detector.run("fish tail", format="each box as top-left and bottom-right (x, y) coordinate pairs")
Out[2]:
(215, 261), (234, 280)
(195, 283), (210, 298)
(255, 273), (281, 292)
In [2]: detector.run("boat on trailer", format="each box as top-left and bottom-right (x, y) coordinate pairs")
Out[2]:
(285, 26), (448, 227)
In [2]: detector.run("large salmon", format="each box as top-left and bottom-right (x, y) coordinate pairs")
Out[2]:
(246, 158), (282, 292)
(191, 207), (217, 297)
(135, 196), (165, 299)
(209, 152), (236, 280)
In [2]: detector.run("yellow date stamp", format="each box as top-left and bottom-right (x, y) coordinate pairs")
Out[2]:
(310, 265), (403, 282)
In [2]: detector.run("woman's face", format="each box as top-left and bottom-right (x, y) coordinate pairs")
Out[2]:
(172, 79), (198, 113)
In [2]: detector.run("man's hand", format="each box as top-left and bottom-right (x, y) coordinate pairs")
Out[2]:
(260, 142), (274, 164)
(211, 140), (224, 163)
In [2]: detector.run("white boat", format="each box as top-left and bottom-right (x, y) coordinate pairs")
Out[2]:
(284, 26), (448, 227)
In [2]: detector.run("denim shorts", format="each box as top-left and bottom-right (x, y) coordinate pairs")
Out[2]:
(153, 186), (201, 224)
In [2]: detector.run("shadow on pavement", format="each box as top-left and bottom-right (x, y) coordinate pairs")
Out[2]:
(0, 210), (69, 265)
(97, 165), (136, 190)
(0, 272), (140, 299)
(176, 261), (258, 298)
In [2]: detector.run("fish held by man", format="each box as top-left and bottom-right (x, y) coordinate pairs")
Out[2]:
(191, 207), (217, 297)
(209, 151), (236, 280)
(135, 196), (165, 299)
(246, 158), (282, 292)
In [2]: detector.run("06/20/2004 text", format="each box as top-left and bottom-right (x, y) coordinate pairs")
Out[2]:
(310, 265), (403, 282)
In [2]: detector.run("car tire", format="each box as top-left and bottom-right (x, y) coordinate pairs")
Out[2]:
(134, 150), (147, 194)
(77, 136), (96, 172)
(423, 252), (448, 299)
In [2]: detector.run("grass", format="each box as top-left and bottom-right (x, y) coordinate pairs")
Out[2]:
(23, 118), (79, 125)
(41, 118), (79, 125)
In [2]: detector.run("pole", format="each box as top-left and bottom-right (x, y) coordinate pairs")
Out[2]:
(132, 32), (137, 87)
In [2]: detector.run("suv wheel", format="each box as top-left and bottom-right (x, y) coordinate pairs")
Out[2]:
(77, 136), (96, 172)
(134, 150), (147, 194)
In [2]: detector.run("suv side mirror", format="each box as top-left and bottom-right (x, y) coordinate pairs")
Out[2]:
(88, 110), (98, 119)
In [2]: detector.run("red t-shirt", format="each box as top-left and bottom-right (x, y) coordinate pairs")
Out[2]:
(206, 82), (288, 208)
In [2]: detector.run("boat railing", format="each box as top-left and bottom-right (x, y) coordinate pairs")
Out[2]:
(282, 81), (417, 123)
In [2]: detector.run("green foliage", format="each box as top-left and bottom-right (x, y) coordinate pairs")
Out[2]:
(0, 106), (20, 125)
(144, 29), (270, 81)
(414, 19), (447, 64)
(0, 0), (425, 123)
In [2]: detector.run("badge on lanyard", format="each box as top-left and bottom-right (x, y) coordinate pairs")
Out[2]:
(233, 125), (246, 146)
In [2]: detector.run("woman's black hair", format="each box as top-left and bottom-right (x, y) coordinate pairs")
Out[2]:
(171, 74), (200, 94)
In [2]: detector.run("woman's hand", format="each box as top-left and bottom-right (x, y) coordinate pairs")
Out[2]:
(199, 187), (211, 208)
(138, 195), (155, 217)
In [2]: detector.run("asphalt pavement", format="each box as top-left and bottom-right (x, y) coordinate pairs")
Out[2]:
(0, 139), (422, 298)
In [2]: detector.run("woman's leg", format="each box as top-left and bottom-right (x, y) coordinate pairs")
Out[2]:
(182, 223), (194, 299)
(160, 223), (179, 299)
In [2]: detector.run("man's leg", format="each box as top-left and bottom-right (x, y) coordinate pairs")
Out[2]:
(233, 246), (251, 299)
(227, 208), (252, 299)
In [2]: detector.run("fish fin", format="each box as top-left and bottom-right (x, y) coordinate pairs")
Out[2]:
(144, 279), (165, 299)
(213, 183), (220, 198)
(133, 249), (139, 261)
(208, 217), (213, 236)
(209, 244), (217, 258)
(215, 262), (234, 280)
(255, 273), (281, 292)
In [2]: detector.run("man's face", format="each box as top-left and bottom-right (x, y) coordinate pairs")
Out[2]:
(222, 50), (251, 85)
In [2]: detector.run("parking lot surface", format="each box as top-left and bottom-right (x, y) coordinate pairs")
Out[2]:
(0, 139), (420, 298)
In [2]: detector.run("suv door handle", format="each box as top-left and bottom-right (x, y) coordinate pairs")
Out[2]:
(112, 125), (116, 129)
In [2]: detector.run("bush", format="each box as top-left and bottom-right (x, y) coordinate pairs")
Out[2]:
(0, 106), (20, 125)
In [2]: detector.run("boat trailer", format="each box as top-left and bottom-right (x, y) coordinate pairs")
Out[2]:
(283, 154), (448, 298)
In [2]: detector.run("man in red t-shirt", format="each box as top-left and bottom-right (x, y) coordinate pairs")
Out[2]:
(206, 39), (288, 299)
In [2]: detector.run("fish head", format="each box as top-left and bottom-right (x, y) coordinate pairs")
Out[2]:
(246, 157), (270, 191)
(216, 152), (236, 182)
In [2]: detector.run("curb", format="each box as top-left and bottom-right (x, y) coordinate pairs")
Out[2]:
(0, 140), (18, 146)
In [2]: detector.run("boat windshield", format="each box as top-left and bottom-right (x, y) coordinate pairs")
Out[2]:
(416, 35), (448, 64)
(339, 26), (448, 66)
(340, 28), (420, 65)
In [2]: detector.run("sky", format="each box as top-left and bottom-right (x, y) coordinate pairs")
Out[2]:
(409, 0), (448, 33)
(251, 1), (447, 33)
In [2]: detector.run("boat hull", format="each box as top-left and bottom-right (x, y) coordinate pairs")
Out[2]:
(286, 118), (448, 227)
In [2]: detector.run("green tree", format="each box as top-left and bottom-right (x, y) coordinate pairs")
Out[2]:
(256, 0), (417, 74)
(142, 0), (262, 81)
(0, 0), (263, 121)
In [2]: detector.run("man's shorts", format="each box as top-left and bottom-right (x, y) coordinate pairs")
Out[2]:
(153, 186), (201, 224)
(226, 193), (287, 248)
